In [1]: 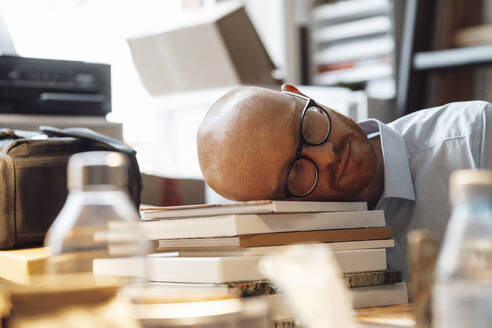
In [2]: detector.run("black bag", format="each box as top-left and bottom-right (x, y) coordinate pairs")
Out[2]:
(0, 126), (142, 249)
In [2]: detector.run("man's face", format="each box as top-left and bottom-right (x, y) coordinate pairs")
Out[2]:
(278, 91), (377, 201)
(197, 86), (378, 202)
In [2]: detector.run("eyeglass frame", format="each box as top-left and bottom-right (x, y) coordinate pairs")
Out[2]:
(281, 91), (333, 198)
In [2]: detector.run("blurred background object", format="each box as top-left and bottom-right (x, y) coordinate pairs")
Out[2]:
(259, 244), (357, 328)
(407, 229), (439, 328)
(141, 173), (205, 206)
(1, 277), (142, 328)
(44, 151), (150, 301)
(395, 0), (492, 116)
(127, 4), (279, 95)
(309, 0), (396, 100)
(433, 170), (492, 328)
(134, 297), (273, 328)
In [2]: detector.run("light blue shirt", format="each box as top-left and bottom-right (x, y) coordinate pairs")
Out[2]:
(359, 101), (492, 277)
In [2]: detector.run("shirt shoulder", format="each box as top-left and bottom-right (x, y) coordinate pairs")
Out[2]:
(388, 101), (492, 153)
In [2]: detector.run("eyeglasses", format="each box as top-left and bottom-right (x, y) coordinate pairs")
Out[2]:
(281, 91), (332, 198)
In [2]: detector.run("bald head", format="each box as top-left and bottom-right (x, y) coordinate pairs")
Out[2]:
(197, 87), (300, 200)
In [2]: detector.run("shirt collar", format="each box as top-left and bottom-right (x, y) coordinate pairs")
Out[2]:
(359, 119), (415, 201)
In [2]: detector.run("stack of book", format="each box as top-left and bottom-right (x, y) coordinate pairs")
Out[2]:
(94, 200), (407, 309)
(0, 200), (407, 310)
(310, 0), (395, 93)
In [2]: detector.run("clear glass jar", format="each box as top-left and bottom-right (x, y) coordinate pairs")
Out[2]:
(44, 151), (149, 300)
(433, 169), (492, 328)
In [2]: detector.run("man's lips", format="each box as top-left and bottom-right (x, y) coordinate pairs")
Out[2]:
(336, 141), (351, 181)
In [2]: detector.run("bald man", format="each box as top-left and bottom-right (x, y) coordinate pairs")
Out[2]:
(198, 84), (384, 206)
(197, 84), (492, 275)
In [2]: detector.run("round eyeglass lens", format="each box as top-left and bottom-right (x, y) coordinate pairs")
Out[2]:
(301, 106), (331, 145)
(287, 157), (318, 196)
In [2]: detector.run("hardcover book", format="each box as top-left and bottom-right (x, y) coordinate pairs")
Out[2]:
(344, 270), (402, 288)
(93, 248), (388, 283)
(141, 200), (367, 220)
(146, 270), (402, 299)
(146, 280), (277, 301)
(155, 228), (392, 249)
(0, 247), (46, 285)
(139, 210), (386, 240)
(156, 238), (395, 252)
(350, 282), (409, 308)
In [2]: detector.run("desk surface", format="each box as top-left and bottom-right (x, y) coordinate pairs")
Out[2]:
(355, 304), (415, 327)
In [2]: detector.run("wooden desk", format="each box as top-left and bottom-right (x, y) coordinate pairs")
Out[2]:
(355, 304), (415, 327)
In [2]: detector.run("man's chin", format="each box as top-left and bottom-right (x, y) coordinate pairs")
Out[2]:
(334, 166), (376, 199)
(332, 184), (366, 200)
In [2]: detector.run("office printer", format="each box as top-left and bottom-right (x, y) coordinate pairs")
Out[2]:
(0, 56), (111, 116)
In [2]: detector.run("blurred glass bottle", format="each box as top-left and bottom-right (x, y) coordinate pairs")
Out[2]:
(433, 169), (492, 327)
(44, 151), (149, 300)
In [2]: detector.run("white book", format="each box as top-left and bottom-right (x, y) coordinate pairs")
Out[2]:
(145, 267), (402, 298)
(145, 282), (234, 301)
(350, 282), (408, 308)
(314, 36), (394, 65)
(93, 249), (387, 283)
(334, 249), (386, 274)
(133, 295), (295, 325)
(141, 200), (367, 220)
(94, 256), (264, 284)
(141, 281), (407, 310)
(157, 239), (395, 252)
(139, 210), (386, 240)
(312, 0), (390, 23)
(313, 16), (392, 44)
(314, 63), (393, 85)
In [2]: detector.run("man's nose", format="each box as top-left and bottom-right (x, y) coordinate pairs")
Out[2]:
(302, 142), (337, 168)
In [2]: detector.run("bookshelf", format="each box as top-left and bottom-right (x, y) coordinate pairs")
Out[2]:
(395, 0), (491, 116)
(308, 0), (396, 99)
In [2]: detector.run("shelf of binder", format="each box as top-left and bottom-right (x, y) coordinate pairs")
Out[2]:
(309, 0), (395, 88)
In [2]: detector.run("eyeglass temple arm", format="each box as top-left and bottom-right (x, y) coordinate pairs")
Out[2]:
(280, 90), (310, 101)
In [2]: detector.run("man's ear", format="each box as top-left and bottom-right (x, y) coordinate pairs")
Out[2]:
(281, 83), (308, 97)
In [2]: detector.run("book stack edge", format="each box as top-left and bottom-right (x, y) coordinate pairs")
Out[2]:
(131, 200), (408, 309)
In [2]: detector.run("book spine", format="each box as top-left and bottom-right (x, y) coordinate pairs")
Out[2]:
(155, 238), (395, 253)
(203, 269), (403, 297)
(227, 281), (278, 297)
(227, 270), (403, 293)
(238, 227), (393, 248)
(236, 210), (386, 236)
(343, 270), (402, 288)
(273, 319), (296, 328)
(144, 210), (386, 240)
